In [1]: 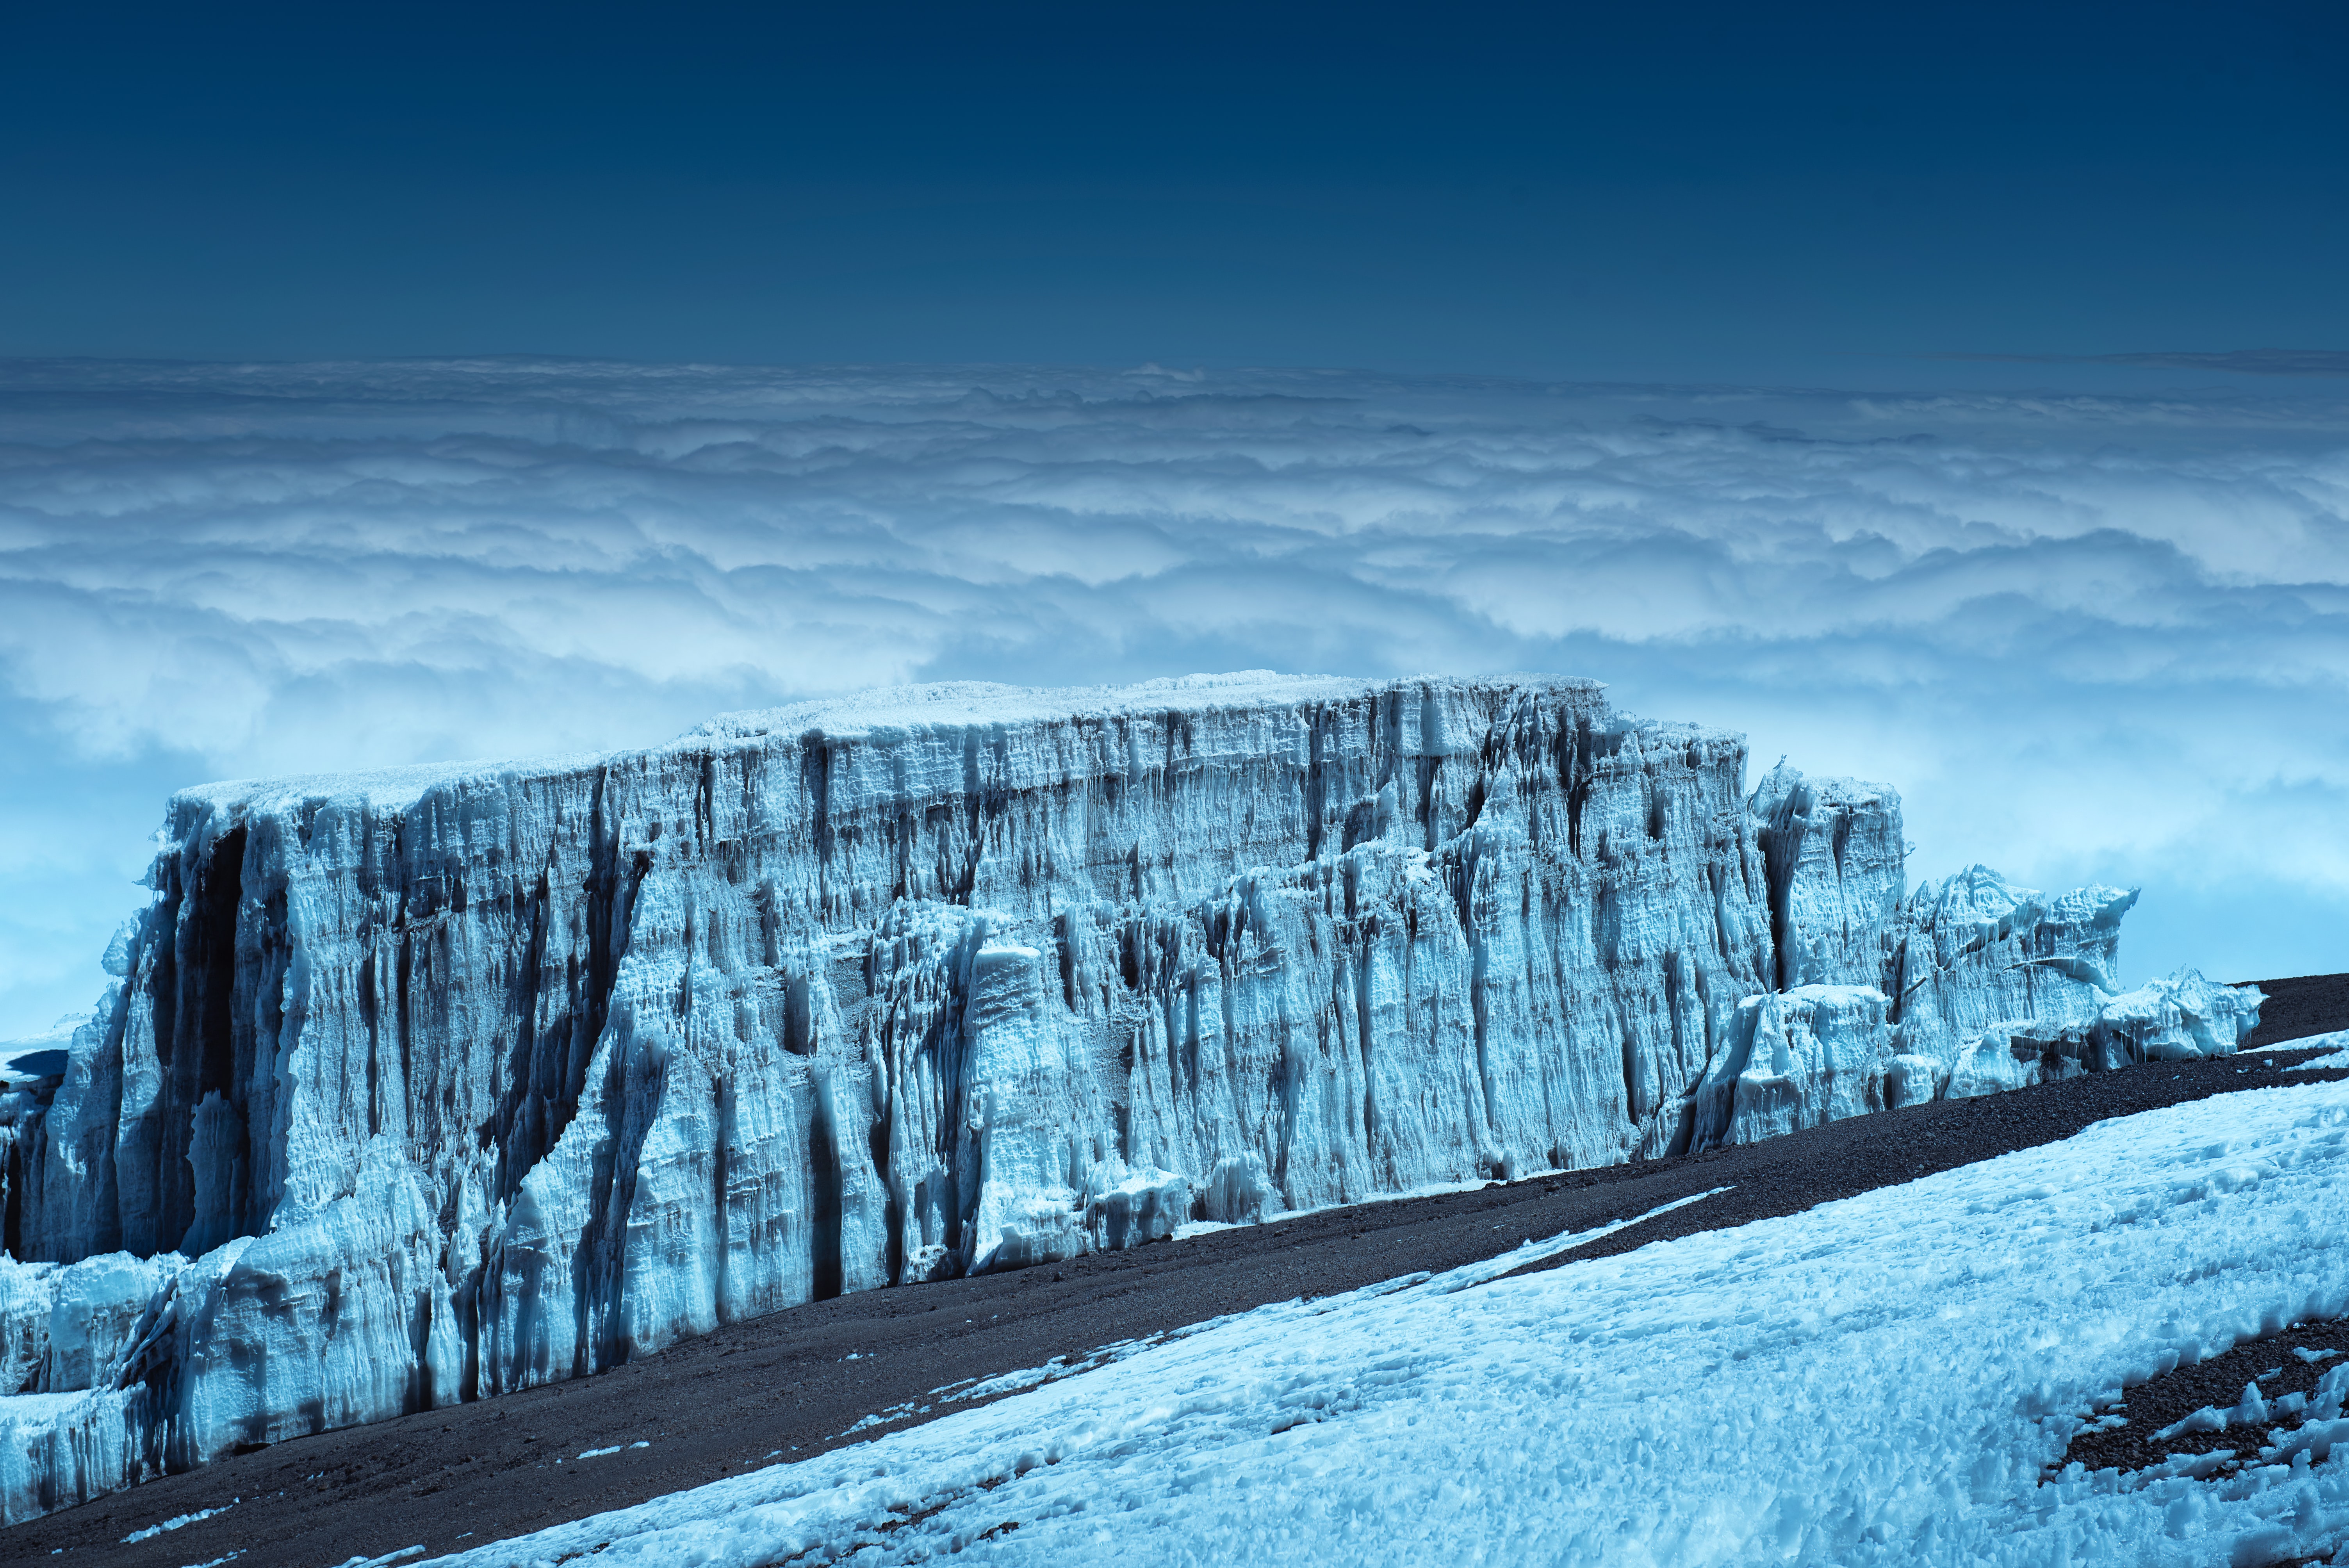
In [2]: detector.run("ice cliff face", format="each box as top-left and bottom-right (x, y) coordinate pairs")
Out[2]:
(0, 672), (2262, 1520)
(1691, 777), (2259, 1142)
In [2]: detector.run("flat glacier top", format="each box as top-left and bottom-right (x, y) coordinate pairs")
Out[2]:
(695, 670), (1603, 741)
(170, 751), (617, 819)
(166, 671), (1608, 820)
(695, 671), (1375, 739)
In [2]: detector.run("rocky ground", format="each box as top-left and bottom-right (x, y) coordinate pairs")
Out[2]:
(2244, 972), (2349, 1051)
(2056, 1318), (2349, 1481)
(13, 975), (2344, 1568)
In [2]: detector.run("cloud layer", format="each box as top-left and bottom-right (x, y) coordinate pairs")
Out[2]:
(4, 359), (2346, 1033)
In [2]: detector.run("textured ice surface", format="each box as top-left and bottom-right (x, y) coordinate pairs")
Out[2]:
(0, 675), (2260, 1518)
(2093, 971), (2267, 1064)
(1689, 984), (1893, 1148)
(1748, 764), (1906, 992)
(416, 1079), (2349, 1568)
(1888, 866), (2138, 1067)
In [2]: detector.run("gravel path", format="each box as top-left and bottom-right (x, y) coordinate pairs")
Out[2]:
(17, 976), (2347, 1568)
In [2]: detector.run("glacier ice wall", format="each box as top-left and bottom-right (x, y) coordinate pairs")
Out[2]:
(0, 672), (2262, 1520)
(1747, 763), (1907, 992)
(1695, 772), (2260, 1145)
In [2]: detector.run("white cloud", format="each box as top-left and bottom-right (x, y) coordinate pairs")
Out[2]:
(2, 359), (2345, 1034)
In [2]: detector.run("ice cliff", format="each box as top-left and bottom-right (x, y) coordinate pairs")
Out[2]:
(0, 673), (2262, 1521)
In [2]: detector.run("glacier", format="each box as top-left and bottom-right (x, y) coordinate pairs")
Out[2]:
(0, 671), (2263, 1523)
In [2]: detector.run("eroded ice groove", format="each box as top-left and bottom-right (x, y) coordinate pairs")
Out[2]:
(0, 672), (2262, 1519)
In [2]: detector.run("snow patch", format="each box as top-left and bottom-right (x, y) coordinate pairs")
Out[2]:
(2287, 1032), (2349, 1071)
(123, 1499), (235, 1542)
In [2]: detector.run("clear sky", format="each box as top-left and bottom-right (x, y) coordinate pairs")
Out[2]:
(4, 0), (2344, 379)
(2, 3), (2346, 1039)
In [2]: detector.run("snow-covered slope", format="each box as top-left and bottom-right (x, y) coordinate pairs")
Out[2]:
(406, 1076), (2349, 1568)
(0, 672), (2262, 1521)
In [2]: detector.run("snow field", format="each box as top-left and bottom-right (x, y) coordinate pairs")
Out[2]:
(426, 1078), (2349, 1568)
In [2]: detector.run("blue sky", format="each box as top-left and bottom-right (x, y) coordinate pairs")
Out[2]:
(1, 4), (2345, 1036)
(4, 1), (2344, 378)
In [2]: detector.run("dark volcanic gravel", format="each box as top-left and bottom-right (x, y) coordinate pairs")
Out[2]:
(2242, 973), (2349, 1051)
(2057, 1320), (2349, 1479)
(15, 980), (2349, 1568)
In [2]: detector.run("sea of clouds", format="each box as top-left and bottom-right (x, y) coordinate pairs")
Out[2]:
(2, 357), (2344, 1036)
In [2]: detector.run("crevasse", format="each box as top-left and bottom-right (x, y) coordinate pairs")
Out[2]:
(0, 672), (2261, 1520)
